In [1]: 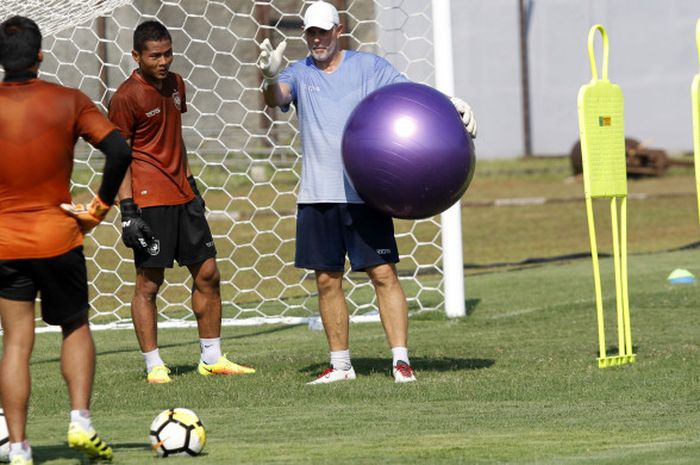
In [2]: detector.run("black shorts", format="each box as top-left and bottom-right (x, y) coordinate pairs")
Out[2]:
(0, 247), (88, 326)
(135, 199), (217, 268)
(295, 203), (399, 272)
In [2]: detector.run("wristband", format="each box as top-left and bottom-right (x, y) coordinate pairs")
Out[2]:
(119, 198), (140, 218)
(90, 195), (111, 220)
(263, 75), (278, 88)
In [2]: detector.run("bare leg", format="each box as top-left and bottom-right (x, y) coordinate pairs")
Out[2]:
(315, 270), (349, 351)
(131, 267), (164, 352)
(63, 315), (114, 460)
(187, 258), (221, 339)
(366, 263), (408, 348)
(0, 297), (35, 443)
(60, 315), (94, 411)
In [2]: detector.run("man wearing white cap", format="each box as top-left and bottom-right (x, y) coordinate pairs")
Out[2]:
(259, 1), (477, 384)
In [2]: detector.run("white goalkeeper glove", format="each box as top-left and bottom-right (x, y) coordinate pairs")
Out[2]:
(450, 96), (477, 139)
(258, 38), (287, 86)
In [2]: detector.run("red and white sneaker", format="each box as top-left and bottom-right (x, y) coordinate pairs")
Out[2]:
(307, 366), (356, 385)
(393, 361), (417, 383)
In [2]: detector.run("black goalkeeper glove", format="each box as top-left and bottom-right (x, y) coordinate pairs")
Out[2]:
(188, 175), (205, 210)
(120, 198), (155, 251)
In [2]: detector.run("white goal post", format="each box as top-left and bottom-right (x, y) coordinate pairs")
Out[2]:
(0, 0), (466, 329)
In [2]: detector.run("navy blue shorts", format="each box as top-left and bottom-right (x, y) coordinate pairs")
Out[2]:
(0, 246), (89, 326)
(295, 203), (399, 272)
(136, 199), (217, 268)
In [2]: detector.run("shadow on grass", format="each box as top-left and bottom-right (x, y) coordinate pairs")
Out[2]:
(165, 364), (199, 376)
(32, 324), (297, 365)
(410, 298), (481, 320)
(300, 356), (495, 376)
(465, 298), (481, 316)
(596, 345), (641, 357)
(33, 442), (148, 464)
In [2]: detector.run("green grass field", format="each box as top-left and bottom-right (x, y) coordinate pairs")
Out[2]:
(14, 157), (700, 463)
(24, 245), (700, 464)
(70, 155), (700, 323)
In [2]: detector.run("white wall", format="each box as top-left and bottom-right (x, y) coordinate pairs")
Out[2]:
(451, 0), (700, 158)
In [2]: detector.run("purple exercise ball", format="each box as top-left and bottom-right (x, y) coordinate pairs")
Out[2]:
(342, 82), (475, 219)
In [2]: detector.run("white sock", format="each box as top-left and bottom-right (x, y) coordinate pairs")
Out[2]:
(9, 441), (31, 460)
(70, 409), (93, 430)
(391, 347), (410, 366)
(200, 337), (222, 365)
(142, 348), (165, 372)
(330, 349), (352, 371)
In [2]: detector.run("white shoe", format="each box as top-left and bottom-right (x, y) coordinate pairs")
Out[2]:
(393, 361), (417, 383)
(307, 366), (356, 385)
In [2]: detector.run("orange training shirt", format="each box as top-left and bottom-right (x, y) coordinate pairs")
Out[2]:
(0, 78), (116, 260)
(108, 70), (194, 208)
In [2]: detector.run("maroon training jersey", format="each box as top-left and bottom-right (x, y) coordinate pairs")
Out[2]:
(109, 70), (194, 208)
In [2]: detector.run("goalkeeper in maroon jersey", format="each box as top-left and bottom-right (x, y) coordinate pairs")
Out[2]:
(0, 16), (132, 464)
(109, 20), (255, 384)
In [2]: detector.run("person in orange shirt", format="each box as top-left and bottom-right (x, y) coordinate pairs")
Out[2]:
(0, 16), (131, 465)
(109, 20), (255, 384)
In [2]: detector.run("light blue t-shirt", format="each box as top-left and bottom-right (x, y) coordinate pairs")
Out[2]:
(279, 50), (408, 203)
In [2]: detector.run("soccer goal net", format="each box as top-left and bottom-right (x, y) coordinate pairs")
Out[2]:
(0, 0), (453, 329)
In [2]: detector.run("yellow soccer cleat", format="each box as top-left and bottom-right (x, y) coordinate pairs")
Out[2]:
(67, 422), (113, 461)
(147, 365), (172, 384)
(198, 354), (255, 376)
(9, 456), (33, 465)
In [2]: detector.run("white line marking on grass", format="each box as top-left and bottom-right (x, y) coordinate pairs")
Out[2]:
(525, 438), (699, 465)
(489, 299), (591, 319)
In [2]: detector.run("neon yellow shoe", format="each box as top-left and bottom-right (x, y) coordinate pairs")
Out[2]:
(198, 354), (256, 376)
(147, 365), (172, 384)
(67, 422), (113, 461)
(9, 456), (33, 465)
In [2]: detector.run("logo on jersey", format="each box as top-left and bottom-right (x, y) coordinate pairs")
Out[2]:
(172, 90), (182, 111)
(376, 248), (392, 255)
(145, 107), (161, 118)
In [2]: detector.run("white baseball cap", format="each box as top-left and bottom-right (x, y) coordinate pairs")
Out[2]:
(303, 1), (339, 31)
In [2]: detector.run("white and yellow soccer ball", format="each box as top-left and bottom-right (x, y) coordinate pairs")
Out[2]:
(0, 408), (9, 462)
(149, 408), (206, 457)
